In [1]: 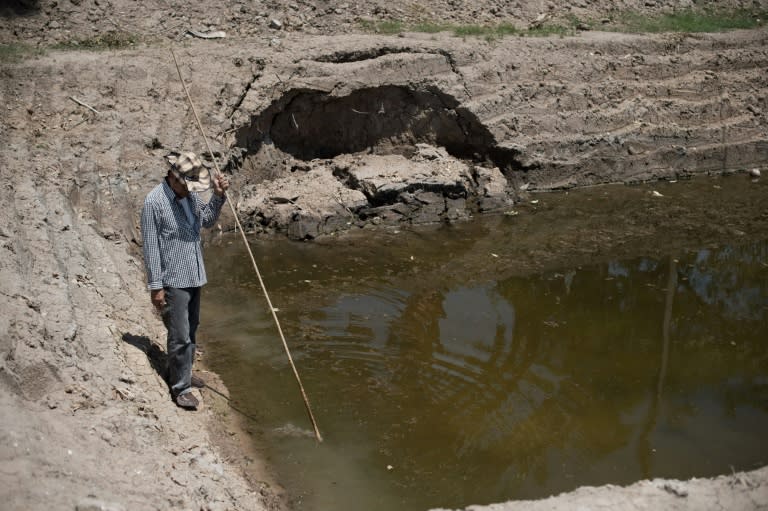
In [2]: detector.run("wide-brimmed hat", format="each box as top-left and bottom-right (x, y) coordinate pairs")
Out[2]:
(166, 151), (211, 193)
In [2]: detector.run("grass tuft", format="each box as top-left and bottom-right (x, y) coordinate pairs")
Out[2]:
(613, 8), (767, 33)
(411, 22), (453, 34)
(359, 8), (766, 39)
(526, 24), (573, 37)
(0, 43), (44, 62)
(51, 31), (140, 51)
(453, 24), (488, 37)
(375, 20), (405, 35)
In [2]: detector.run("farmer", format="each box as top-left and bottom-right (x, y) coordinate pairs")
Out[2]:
(140, 151), (229, 409)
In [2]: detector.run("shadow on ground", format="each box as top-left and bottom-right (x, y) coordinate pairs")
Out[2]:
(121, 332), (263, 422)
(122, 332), (168, 382)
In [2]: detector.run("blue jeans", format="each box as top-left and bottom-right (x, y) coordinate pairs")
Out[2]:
(161, 287), (200, 397)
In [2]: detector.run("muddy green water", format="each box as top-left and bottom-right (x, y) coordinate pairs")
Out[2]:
(202, 175), (768, 511)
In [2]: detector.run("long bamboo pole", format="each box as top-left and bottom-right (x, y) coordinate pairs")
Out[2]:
(170, 48), (323, 443)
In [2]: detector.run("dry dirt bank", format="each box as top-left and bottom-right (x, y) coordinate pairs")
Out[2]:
(434, 465), (768, 511)
(1, 1), (767, 509)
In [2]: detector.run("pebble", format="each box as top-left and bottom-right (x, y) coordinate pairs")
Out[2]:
(748, 168), (761, 178)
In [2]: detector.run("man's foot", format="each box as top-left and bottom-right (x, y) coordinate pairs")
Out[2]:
(175, 392), (199, 409)
(191, 373), (206, 388)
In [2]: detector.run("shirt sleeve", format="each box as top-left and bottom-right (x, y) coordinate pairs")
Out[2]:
(197, 192), (227, 228)
(140, 198), (164, 290)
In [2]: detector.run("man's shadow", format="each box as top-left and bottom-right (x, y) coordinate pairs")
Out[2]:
(121, 333), (171, 390)
(121, 332), (262, 422)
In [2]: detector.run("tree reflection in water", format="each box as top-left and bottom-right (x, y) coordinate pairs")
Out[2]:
(203, 231), (768, 511)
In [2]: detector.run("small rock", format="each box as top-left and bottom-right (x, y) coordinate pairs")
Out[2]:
(118, 372), (135, 384)
(748, 168), (761, 178)
(269, 19), (283, 30)
(662, 482), (689, 498)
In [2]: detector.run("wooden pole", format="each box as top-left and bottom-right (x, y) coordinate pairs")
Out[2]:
(170, 48), (323, 443)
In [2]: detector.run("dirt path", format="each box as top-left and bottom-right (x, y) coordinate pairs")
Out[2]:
(1, 1), (767, 509)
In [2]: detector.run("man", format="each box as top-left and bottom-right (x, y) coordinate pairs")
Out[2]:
(140, 151), (229, 409)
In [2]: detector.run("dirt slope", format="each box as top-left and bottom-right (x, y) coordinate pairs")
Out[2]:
(1, 0), (767, 510)
(2, 0), (764, 45)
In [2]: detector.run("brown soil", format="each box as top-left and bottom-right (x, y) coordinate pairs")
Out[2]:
(1, 0), (767, 510)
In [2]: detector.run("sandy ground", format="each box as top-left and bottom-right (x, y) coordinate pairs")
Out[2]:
(434, 465), (768, 511)
(1, 0), (767, 509)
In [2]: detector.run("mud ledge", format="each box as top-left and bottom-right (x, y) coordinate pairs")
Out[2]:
(224, 29), (767, 240)
(433, 465), (768, 511)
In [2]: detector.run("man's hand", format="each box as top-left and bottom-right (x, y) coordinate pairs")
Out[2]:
(151, 288), (165, 311)
(213, 174), (230, 197)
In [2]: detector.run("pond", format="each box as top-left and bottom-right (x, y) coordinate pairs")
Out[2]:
(201, 174), (768, 511)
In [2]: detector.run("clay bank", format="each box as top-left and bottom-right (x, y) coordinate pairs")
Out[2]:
(228, 30), (767, 240)
(1, 3), (768, 510)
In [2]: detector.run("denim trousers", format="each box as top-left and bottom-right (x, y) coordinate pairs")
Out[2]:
(161, 287), (200, 397)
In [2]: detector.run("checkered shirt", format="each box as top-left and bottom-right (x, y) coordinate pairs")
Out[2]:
(140, 179), (226, 290)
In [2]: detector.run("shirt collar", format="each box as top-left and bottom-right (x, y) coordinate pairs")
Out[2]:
(162, 177), (185, 202)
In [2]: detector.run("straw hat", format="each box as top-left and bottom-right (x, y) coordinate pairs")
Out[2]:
(166, 151), (211, 193)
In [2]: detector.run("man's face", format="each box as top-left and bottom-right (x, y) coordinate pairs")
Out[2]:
(168, 171), (190, 198)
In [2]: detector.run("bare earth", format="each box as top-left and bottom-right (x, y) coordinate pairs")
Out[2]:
(1, 0), (767, 510)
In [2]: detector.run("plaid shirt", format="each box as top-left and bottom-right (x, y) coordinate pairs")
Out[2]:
(141, 179), (226, 290)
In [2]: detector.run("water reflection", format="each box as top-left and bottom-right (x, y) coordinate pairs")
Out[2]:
(202, 196), (768, 511)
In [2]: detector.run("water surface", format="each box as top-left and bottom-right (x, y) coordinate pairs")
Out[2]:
(202, 175), (768, 510)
